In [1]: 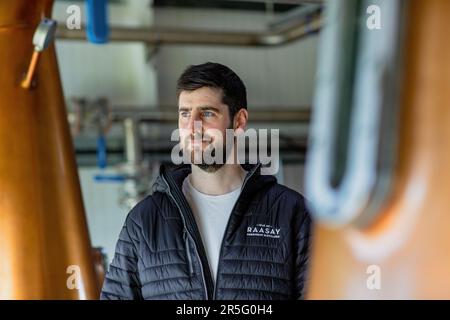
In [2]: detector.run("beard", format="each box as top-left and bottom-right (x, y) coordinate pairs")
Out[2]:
(196, 164), (222, 173)
(183, 124), (234, 173)
(194, 147), (227, 173)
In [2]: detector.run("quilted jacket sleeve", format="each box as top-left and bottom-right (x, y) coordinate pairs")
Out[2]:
(100, 213), (143, 300)
(294, 203), (312, 300)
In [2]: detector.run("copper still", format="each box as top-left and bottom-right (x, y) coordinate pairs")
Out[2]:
(0, 0), (99, 299)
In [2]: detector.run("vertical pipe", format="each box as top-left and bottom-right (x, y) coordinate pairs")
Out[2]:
(124, 118), (142, 166)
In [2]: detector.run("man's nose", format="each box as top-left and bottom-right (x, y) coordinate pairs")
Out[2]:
(187, 112), (202, 132)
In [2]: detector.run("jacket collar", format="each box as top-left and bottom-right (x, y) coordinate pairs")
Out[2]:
(152, 163), (276, 202)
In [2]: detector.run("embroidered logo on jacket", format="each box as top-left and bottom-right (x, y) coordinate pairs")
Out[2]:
(246, 224), (281, 239)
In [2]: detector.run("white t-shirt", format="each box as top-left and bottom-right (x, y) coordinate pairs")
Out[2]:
(182, 174), (243, 285)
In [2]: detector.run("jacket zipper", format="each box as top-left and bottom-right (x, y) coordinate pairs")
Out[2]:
(183, 229), (194, 275)
(161, 172), (213, 300)
(213, 164), (261, 300)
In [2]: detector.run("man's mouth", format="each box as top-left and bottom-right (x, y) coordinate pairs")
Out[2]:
(188, 135), (213, 146)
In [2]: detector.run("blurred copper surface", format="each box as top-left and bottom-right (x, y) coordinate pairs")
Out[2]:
(307, 0), (450, 299)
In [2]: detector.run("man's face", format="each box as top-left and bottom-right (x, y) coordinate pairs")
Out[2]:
(178, 86), (233, 171)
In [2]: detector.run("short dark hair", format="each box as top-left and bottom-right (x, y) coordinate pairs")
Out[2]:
(176, 62), (247, 120)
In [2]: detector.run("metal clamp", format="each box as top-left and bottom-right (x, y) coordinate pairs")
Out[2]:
(21, 18), (57, 89)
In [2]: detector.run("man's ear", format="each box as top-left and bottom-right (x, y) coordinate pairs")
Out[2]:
(233, 108), (248, 131)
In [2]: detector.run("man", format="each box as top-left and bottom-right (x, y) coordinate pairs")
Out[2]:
(100, 62), (311, 300)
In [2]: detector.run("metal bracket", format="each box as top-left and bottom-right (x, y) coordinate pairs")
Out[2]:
(21, 18), (57, 89)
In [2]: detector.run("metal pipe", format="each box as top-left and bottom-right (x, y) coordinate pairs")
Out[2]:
(269, 3), (322, 30)
(109, 107), (311, 123)
(123, 118), (142, 165)
(56, 15), (321, 46)
(224, 0), (323, 4)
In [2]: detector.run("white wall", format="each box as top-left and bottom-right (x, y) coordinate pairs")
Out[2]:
(53, 0), (158, 106)
(78, 168), (129, 264)
(154, 8), (318, 108)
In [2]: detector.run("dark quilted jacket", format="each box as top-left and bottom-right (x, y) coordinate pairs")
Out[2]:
(100, 163), (311, 300)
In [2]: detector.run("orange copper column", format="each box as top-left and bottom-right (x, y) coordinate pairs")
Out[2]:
(307, 0), (450, 299)
(0, 0), (99, 299)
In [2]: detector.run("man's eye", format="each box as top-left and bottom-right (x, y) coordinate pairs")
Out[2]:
(202, 111), (214, 117)
(180, 111), (189, 118)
